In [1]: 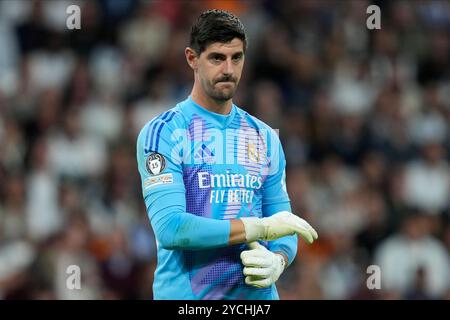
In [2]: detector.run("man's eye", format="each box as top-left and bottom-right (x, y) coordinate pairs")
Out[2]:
(232, 54), (243, 62)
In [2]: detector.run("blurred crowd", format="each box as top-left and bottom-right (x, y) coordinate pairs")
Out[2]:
(0, 0), (449, 300)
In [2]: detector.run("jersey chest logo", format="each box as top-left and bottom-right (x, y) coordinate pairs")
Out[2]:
(247, 142), (260, 163)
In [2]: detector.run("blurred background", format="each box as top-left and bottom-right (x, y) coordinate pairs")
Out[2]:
(0, 0), (449, 300)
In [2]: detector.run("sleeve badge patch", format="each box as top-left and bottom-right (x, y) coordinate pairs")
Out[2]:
(143, 173), (173, 189)
(146, 152), (166, 175)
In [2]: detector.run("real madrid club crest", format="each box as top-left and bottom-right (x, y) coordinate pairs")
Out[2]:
(248, 142), (259, 163)
(146, 152), (166, 175)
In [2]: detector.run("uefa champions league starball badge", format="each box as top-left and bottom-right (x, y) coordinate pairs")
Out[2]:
(146, 152), (166, 175)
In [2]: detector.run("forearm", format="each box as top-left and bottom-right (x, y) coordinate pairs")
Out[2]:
(148, 193), (314, 252)
(151, 206), (247, 250)
(269, 234), (298, 266)
(229, 219), (247, 245)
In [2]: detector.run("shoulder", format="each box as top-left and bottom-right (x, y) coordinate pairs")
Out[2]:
(138, 106), (187, 139)
(137, 105), (187, 153)
(235, 106), (282, 146)
(235, 106), (280, 137)
(142, 105), (186, 130)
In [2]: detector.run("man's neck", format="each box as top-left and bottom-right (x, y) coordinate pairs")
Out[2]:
(190, 88), (232, 115)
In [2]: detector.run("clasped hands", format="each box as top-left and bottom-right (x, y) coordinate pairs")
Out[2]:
(240, 211), (318, 288)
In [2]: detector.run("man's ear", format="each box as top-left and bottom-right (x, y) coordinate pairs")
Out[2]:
(185, 47), (198, 71)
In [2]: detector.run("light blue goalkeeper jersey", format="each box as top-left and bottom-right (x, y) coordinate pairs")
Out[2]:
(136, 96), (297, 300)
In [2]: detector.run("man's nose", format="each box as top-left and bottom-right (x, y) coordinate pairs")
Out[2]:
(222, 58), (234, 75)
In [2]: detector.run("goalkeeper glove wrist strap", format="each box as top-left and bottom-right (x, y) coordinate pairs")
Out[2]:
(240, 217), (266, 242)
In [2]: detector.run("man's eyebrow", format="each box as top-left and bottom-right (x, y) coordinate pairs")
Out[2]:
(207, 52), (226, 58)
(206, 51), (244, 58)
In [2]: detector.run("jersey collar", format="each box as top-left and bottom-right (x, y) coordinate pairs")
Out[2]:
(184, 95), (237, 129)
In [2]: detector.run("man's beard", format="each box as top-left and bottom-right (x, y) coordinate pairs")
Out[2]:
(203, 77), (238, 101)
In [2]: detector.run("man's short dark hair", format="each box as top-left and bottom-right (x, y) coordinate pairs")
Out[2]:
(190, 9), (248, 55)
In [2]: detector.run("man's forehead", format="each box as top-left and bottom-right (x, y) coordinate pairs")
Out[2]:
(204, 38), (244, 54)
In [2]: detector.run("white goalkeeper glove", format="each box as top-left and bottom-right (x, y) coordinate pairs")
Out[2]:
(240, 211), (318, 244)
(241, 242), (286, 288)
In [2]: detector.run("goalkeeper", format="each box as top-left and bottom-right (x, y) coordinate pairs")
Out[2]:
(136, 9), (318, 300)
